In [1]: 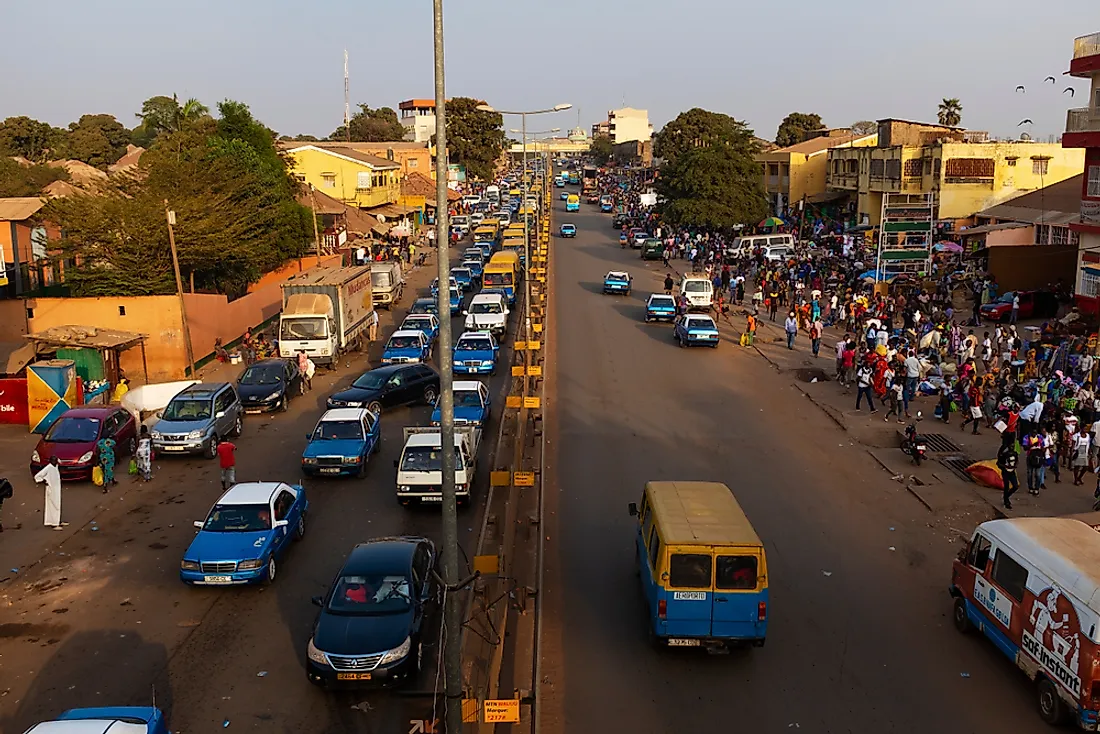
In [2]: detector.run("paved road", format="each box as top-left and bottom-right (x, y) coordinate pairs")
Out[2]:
(0, 252), (503, 734)
(541, 198), (1048, 733)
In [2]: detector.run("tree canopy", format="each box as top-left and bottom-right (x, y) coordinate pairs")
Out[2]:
(329, 104), (406, 142)
(850, 120), (877, 136)
(443, 98), (506, 181)
(0, 116), (66, 162)
(65, 114), (131, 169)
(937, 98), (962, 127)
(775, 112), (824, 148)
(589, 135), (614, 164)
(0, 157), (69, 197)
(654, 108), (757, 166)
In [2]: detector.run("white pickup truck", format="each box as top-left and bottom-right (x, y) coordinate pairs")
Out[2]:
(464, 292), (509, 337)
(395, 426), (481, 507)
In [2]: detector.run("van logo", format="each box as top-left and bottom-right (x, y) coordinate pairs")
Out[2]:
(1021, 585), (1082, 697)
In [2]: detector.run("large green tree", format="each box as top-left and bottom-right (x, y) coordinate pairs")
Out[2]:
(329, 104), (406, 142)
(132, 94), (211, 144)
(0, 157), (69, 197)
(850, 120), (877, 136)
(775, 112), (824, 148)
(0, 116), (65, 162)
(656, 145), (768, 230)
(444, 98), (506, 181)
(654, 108), (757, 166)
(65, 114), (131, 169)
(937, 98), (962, 127)
(589, 135), (614, 164)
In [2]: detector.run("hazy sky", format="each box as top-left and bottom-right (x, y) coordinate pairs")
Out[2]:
(2, 0), (1095, 143)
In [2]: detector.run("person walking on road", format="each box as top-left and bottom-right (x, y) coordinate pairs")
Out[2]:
(855, 361), (877, 413)
(663, 274), (674, 295)
(217, 439), (237, 490)
(902, 350), (920, 418)
(34, 457), (63, 529)
(0, 477), (12, 532)
(1024, 432), (1045, 496)
(97, 435), (118, 492)
(809, 318), (823, 358)
(1010, 292), (1020, 324)
(784, 312), (798, 350)
(997, 434), (1020, 510)
(135, 426), (153, 482)
(745, 311), (757, 347)
(298, 351), (316, 393)
(368, 310), (379, 345)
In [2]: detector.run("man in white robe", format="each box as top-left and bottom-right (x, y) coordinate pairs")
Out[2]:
(34, 457), (62, 529)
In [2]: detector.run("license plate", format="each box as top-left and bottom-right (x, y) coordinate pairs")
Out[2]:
(161, 445), (185, 451)
(336, 672), (372, 681)
(244, 408), (264, 414)
(319, 468), (341, 475)
(203, 576), (233, 584)
(916, 445), (927, 451)
(673, 591), (708, 601)
(667, 638), (701, 647)
(421, 496), (443, 502)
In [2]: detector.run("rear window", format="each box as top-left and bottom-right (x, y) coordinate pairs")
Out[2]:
(684, 281), (710, 292)
(769, 236), (788, 245)
(669, 553), (712, 588)
(716, 555), (758, 590)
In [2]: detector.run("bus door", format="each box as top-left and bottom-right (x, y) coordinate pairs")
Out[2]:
(711, 547), (768, 641)
(662, 546), (714, 640)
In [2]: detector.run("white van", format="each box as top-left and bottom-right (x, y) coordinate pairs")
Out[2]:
(679, 276), (714, 311)
(734, 233), (794, 256)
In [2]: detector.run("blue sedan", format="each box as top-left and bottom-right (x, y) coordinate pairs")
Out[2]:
(382, 330), (432, 365)
(560, 191), (569, 200)
(301, 408), (380, 477)
(452, 331), (499, 375)
(181, 481), (308, 585)
(674, 314), (720, 348)
(645, 294), (678, 322)
(603, 270), (632, 295)
(560, 223), (577, 238)
(400, 313), (440, 344)
(409, 297), (439, 316)
(450, 266), (474, 292)
(447, 287), (463, 315)
(600, 201), (614, 213)
(431, 277), (459, 298)
(29, 707), (169, 734)
(462, 258), (484, 281)
(431, 380), (491, 426)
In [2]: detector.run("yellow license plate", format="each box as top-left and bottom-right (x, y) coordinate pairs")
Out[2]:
(336, 672), (372, 681)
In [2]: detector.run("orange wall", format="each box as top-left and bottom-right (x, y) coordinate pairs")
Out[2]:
(987, 227), (1036, 247)
(246, 254), (341, 294)
(0, 299), (27, 341)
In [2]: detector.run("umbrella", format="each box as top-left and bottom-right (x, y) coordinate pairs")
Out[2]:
(758, 217), (784, 228)
(933, 241), (963, 253)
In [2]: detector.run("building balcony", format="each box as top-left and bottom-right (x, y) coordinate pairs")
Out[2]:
(1063, 108), (1100, 148)
(1070, 32), (1100, 77)
(1075, 32), (1100, 60)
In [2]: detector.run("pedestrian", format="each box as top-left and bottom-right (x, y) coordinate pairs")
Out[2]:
(303, 354), (316, 392)
(745, 311), (757, 346)
(809, 319), (822, 358)
(902, 349), (920, 418)
(368, 310), (380, 344)
(1010, 292), (1020, 324)
(135, 426), (153, 482)
(842, 340), (857, 391)
(884, 375), (904, 423)
(960, 379), (983, 435)
(855, 360), (877, 413)
(34, 457), (63, 529)
(663, 274), (674, 295)
(217, 439), (237, 490)
(1024, 431), (1045, 495)
(0, 477), (11, 532)
(111, 377), (130, 404)
(997, 434), (1020, 510)
(1073, 428), (1092, 485)
(97, 434), (118, 493)
(784, 312), (798, 350)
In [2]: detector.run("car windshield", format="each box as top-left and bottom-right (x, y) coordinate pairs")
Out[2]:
(455, 391), (483, 407)
(688, 319), (715, 330)
(44, 416), (101, 443)
(328, 574), (412, 614)
(400, 446), (443, 472)
(452, 269), (471, 279)
(162, 398), (212, 421)
(997, 292), (1016, 303)
(352, 371), (387, 390)
(410, 301), (435, 314)
(462, 261), (481, 270)
(458, 338), (492, 351)
(685, 281), (709, 292)
(403, 318), (432, 330)
(313, 420), (364, 441)
(450, 289), (461, 300)
(240, 364), (283, 386)
(388, 335), (421, 350)
(471, 302), (502, 314)
(203, 504), (271, 532)
(281, 317), (327, 340)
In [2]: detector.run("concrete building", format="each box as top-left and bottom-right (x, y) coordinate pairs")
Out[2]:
(399, 99), (436, 143)
(826, 118), (1085, 227)
(604, 108), (653, 145)
(756, 129), (878, 215)
(508, 136), (592, 159)
(1063, 32), (1100, 312)
(282, 144), (402, 209)
(591, 121), (610, 139)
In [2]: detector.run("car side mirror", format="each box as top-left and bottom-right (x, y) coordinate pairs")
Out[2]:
(275, 519), (289, 528)
(311, 595), (324, 607)
(306, 433), (312, 440)
(462, 310), (468, 316)
(215, 411), (225, 419)
(627, 502), (638, 516)
(393, 459), (399, 468)
(193, 520), (204, 529)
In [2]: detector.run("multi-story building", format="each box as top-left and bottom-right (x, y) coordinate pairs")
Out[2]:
(826, 118), (1084, 227)
(604, 108), (653, 145)
(756, 129), (878, 215)
(399, 99), (436, 143)
(591, 121), (610, 139)
(282, 144), (402, 210)
(1063, 32), (1100, 312)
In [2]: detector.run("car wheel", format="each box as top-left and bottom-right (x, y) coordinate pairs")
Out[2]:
(294, 513), (306, 541)
(423, 386), (438, 405)
(368, 401), (383, 416)
(264, 556), (277, 585)
(233, 415), (243, 437)
(280, 394), (289, 412)
(952, 597), (972, 634)
(206, 434), (220, 459)
(1037, 678), (1068, 725)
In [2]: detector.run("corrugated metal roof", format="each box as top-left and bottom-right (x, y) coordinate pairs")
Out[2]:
(0, 197), (45, 221)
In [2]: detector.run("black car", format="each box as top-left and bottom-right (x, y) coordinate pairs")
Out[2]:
(306, 537), (436, 687)
(326, 364), (439, 415)
(237, 359), (302, 413)
(408, 297), (440, 316)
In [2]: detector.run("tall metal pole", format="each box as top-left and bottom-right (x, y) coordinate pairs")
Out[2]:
(431, 2), (462, 733)
(521, 117), (533, 400)
(165, 202), (195, 379)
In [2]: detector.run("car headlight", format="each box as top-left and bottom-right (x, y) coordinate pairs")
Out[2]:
(186, 430), (204, 440)
(78, 451), (94, 464)
(303, 457), (318, 465)
(181, 560), (200, 571)
(307, 637), (328, 665)
(264, 391), (280, 401)
(379, 636), (412, 665)
(32, 450), (40, 463)
(346, 456), (361, 463)
(151, 431), (161, 440)
(399, 485), (411, 493)
(238, 559), (264, 571)
(482, 360), (494, 366)
(345, 401), (362, 408)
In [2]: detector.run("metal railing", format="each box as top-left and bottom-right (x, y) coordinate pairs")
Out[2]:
(1066, 107), (1100, 134)
(1074, 32), (1100, 60)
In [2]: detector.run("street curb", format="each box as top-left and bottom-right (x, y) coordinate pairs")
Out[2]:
(864, 449), (935, 513)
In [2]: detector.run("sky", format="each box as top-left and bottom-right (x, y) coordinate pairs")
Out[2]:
(1, 0), (1096, 144)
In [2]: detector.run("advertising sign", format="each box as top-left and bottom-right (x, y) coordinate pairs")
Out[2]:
(0, 378), (29, 425)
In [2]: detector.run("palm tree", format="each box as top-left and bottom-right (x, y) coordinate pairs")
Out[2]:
(937, 98), (962, 127)
(176, 97), (210, 130)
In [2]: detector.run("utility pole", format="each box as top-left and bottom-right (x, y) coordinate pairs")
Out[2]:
(343, 50), (351, 143)
(309, 184), (321, 255)
(431, 1), (462, 733)
(165, 202), (195, 378)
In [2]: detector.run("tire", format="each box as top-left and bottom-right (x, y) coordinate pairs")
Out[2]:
(294, 513), (306, 541)
(1037, 678), (1069, 725)
(279, 395), (289, 412)
(368, 401), (383, 416)
(952, 597), (972, 634)
(914, 452), (922, 466)
(232, 415), (243, 437)
(423, 386), (438, 405)
(263, 556), (277, 586)
(206, 434), (220, 460)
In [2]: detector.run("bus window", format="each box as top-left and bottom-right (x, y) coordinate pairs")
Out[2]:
(647, 527), (661, 569)
(966, 533), (992, 570)
(990, 550), (1028, 603)
(669, 553), (712, 588)
(716, 555), (758, 590)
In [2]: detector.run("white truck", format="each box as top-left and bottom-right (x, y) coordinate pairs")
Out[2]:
(278, 266), (373, 366)
(395, 426), (482, 506)
(464, 292), (509, 337)
(370, 261), (405, 309)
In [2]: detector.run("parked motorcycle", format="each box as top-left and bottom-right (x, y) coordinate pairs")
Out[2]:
(901, 412), (927, 466)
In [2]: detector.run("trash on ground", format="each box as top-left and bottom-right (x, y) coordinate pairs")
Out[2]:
(256, 671), (268, 677)
(822, 570), (832, 577)
(888, 546), (896, 551)
(960, 672), (971, 678)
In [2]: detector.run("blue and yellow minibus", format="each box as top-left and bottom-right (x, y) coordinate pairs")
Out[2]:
(481, 251), (520, 303)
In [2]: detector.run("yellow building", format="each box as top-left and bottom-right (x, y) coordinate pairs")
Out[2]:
(756, 130), (878, 215)
(283, 144), (401, 209)
(826, 120), (1085, 226)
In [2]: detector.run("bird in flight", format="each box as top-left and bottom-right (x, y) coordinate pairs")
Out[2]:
(1018, 119), (1034, 126)
(1015, 85), (1025, 93)
(1064, 87), (1076, 97)
(1044, 76), (1056, 84)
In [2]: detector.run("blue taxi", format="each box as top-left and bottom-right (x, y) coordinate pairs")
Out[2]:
(301, 408), (380, 478)
(431, 277), (459, 298)
(603, 270), (632, 295)
(560, 190), (570, 201)
(399, 313), (439, 344)
(28, 707), (169, 734)
(674, 314), (720, 348)
(645, 294), (678, 322)
(409, 297), (439, 316)
(560, 223), (577, 238)
(452, 331), (499, 375)
(181, 481), (308, 585)
(446, 287), (463, 315)
(462, 258), (484, 282)
(431, 380), (491, 427)
(450, 266), (474, 292)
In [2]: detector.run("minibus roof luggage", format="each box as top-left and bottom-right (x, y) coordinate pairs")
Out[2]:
(646, 481), (761, 547)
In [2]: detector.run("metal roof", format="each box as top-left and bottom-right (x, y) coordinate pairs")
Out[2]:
(25, 325), (146, 351)
(219, 482), (287, 505)
(0, 196), (46, 221)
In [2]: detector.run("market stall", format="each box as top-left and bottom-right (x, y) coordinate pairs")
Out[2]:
(24, 325), (149, 404)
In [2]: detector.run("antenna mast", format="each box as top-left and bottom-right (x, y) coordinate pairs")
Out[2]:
(344, 50), (351, 142)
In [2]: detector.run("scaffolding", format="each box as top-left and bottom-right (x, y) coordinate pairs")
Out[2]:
(876, 192), (935, 281)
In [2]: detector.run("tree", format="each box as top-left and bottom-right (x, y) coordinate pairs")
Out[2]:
(0, 116), (65, 162)
(443, 98), (506, 181)
(656, 145), (768, 230)
(851, 120), (877, 136)
(937, 98), (962, 127)
(134, 94), (210, 140)
(65, 114), (131, 169)
(654, 108), (757, 166)
(775, 112), (824, 148)
(589, 135), (614, 164)
(0, 157), (69, 197)
(329, 104), (406, 142)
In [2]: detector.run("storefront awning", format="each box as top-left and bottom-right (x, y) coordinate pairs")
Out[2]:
(1082, 264), (1100, 276)
(0, 342), (36, 375)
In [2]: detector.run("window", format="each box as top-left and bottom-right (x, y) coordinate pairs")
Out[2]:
(716, 555), (758, 590)
(885, 159), (901, 179)
(647, 527), (661, 569)
(1081, 270), (1100, 298)
(869, 159), (885, 178)
(408, 158), (418, 169)
(214, 390), (234, 414)
(669, 553), (712, 588)
(903, 159), (922, 177)
(1036, 224), (1049, 245)
(848, 159), (857, 174)
(966, 534), (992, 570)
(1050, 226), (1071, 245)
(1088, 165), (1100, 197)
(642, 504), (654, 545)
(274, 490), (295, 521)
(990, 549), (1028, 603)
(944, 158), (995, 182)
(321, 173), (336, 189)
(767, 164), (779, 177)
(1006, 159), (1017, 167)
(1032, 159), (1049, 176)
